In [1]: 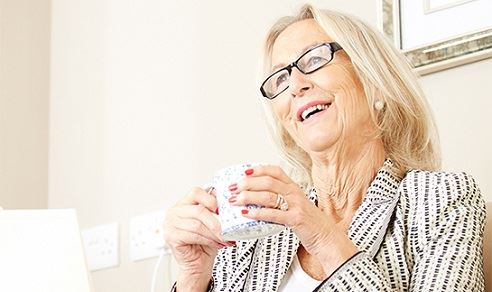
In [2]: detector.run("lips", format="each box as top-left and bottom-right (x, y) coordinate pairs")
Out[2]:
(296, 100), (332, 122)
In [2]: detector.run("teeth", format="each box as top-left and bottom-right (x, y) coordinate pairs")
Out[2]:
(301, 104), (330, 121)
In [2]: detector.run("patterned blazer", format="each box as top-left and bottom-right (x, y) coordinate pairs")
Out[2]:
(210, 161), (486, 291)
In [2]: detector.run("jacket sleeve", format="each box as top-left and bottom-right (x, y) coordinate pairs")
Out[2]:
(314, 172), (486, 292)
(408, 172), (485, 291)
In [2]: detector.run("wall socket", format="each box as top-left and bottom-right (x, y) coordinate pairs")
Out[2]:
(81, 222), (119, 271)
(129, 210), (169, 262)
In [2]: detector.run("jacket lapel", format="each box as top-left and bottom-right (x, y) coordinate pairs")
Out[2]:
(348, 159), (401, 257)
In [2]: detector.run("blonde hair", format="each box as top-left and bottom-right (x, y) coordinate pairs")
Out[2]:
(260, 4), (441, 184)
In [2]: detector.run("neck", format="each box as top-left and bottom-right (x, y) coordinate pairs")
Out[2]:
(310, 138), (386, 226)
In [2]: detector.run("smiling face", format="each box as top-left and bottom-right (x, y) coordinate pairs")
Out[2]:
(269, 19), (374, 157)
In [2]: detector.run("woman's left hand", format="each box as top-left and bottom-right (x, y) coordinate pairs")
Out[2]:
(229, 165), (357, 264)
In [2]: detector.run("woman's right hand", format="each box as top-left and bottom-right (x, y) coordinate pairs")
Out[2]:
(164, 187), (232, 289)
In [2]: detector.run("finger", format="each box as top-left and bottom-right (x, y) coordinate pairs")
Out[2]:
(179, 187), (207, 204)
(169, 228), (224, 249)
(172, 217), (226, 245)
(243, 165), (292, 184)
(229, 190), (279, 208)
(236, 176), (290, 196)
(240, 207), (288, 226)
(179, 187), (218, 213)
(174, 204), (222, 236)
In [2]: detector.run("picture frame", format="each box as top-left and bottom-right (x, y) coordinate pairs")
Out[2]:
(379, 0), (492, 75)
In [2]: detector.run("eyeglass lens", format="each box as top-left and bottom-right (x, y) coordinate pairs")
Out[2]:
(261, 43), (337, 99)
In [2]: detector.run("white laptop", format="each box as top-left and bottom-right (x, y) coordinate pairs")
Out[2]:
(0, 209), (93, 292)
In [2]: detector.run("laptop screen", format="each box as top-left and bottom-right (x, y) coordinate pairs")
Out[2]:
(0, 209), (93, 292)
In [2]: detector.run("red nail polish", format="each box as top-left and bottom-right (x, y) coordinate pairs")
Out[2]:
(215, 208), (219, 215)
(228, 183), (238, 192)
(227, 241), (236, 246)
(245, 168), (254, 176)
(228, 196), (237, 203)
(241, 209), (249, 215)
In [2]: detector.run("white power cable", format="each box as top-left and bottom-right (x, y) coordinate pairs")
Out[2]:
(151, 248), (166, 292)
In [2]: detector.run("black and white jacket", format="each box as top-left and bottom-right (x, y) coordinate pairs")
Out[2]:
(210, 161), (486, 291)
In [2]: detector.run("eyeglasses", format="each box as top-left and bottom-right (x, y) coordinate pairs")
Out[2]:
(260, 42), (343, 100)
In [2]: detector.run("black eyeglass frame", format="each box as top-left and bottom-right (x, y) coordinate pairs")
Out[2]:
(260, 42), (343, 99)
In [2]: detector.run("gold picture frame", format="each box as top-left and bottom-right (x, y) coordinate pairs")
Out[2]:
(380, 0), (492, 75)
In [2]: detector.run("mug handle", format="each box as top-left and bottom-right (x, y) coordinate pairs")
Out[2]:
(202, 183), (215, 195)
(202, 184), (220, 218)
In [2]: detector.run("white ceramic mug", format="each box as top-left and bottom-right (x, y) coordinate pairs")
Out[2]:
(212, 162), (285, 241)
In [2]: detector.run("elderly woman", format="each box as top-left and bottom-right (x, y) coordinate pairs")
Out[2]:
(164, 4), (486, 291)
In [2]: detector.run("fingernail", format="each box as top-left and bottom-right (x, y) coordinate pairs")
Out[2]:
(228, 183), (238, 192)
(241, 209), (249, 215)
(227, 241), (236, 246)
(215, 208), (219, 215)
(245, 168), (254, 176)
(228, 196), (237, 203)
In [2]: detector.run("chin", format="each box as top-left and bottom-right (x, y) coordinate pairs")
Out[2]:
(303, 134), (338, 153)
(298, 118), (341, 153)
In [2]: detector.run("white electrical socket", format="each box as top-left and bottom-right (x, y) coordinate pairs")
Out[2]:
(81, 222), (119, 271)
(129, 210), (169, 262)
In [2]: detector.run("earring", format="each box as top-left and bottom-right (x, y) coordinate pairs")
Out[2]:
(374, 100), (385, 111)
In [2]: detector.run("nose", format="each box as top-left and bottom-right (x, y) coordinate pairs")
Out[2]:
(288, 67), (313, 97)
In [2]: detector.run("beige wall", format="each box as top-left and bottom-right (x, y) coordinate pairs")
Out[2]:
(421, 58), (492, 201)
(0, 0), (49, 209)
(1, 0), (489, 291)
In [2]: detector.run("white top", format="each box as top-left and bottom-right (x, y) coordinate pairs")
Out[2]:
(277, 254), (322, 291)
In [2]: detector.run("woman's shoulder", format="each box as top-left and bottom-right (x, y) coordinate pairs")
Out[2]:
(398, 168), (485, 230)
(395, 169), (486, 262)
(400, 169), (481, 202)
